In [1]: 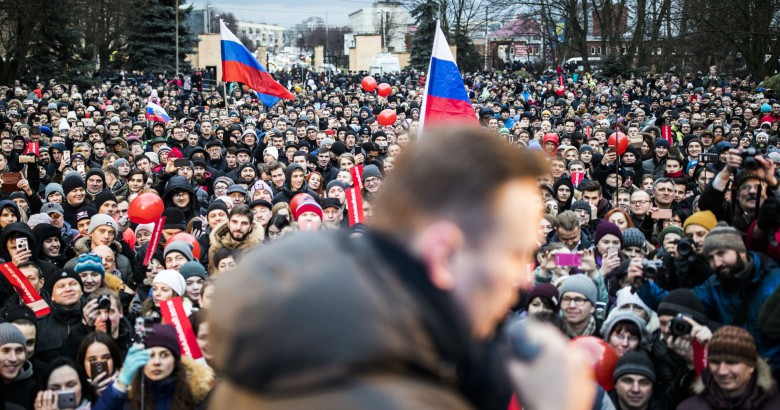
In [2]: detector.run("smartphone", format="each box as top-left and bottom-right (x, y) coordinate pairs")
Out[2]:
(63, 150), (71, 162)
(90, 360), (107, 378)
(192, 220), (202, 231)
(173, 158), (189, 168)
(607, 245), (620, 256)
(698, 153), (719, 163)
(57, 391), (77, 409)
(652, 209), (673, 219)
(77, 164), (85, 173)
(16, 238), (28, 251)
(606, 146), (616, 154)
(555, 253), (582, 267)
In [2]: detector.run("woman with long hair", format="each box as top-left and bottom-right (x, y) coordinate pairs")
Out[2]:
(76, 332), (124, 396)
(34, 357), (97, 409)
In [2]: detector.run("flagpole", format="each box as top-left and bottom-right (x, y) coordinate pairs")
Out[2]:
(418, 20), (439, 140)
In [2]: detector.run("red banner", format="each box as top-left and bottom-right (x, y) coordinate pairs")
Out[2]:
(693, 339), (706, 377)
(24, 142), (39, 156)
(345, 187), (365, 226)
(350, 165), (364, 191)
(583, 126), (592, 139)
(661, 125), (673, 144)
(143, 216), (166, 266)
(0, 262), (50, 317)
(558, 75), (564, 87)
(570, 171), (585, 187)
(159, 297), (203, 360)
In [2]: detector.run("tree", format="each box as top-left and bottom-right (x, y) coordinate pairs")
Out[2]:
(123, 0), (196, 74)
(0, 0), (46, 84)
(409, 0), (441, 70)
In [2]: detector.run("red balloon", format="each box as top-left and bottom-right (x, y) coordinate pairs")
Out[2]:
(361, 76), (377, 92)
(608, 131), (629, 155)
(290, 193), (315, 216)
(555, 86), (565, 96)
(569, 336), (618, 391)
(164, 233), (201, 260)
(128, 193), (164, 224)
(377, 83), (392, 97)
(377, 109), (397, 126)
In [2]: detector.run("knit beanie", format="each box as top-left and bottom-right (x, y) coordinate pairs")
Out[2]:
(558, 274), (597, 306)
(600, 310), (647, 341)
(164, 242), (194, 262)
(249, 180), (273, 199)
(152, 270), (186, 296)
(527, 283), (560, 309)
(134, 223), (154, 236)
(658, 226), (684, 244)
(213, 176), (234, 190)
(707, 326), (757, 367)
(683, 210), (717, 231)
(657, 289), (708, 325)
(113, 158), (130, 168)
(326, 180), (349, 192)
(1, 305), (36, 328)
(162, 208), (186, 230)
(613, 351), (656, 383)
(579, 145), (594, 154)
(702, 224), (747, 256)
(0, 323), (26, 347)
(179, 261), (207, 281)
(654, 138), (670, 149)
(621, 228), (645, 250)
(595, 221), (623, 245)
(93, 190), (117, 211)
(144, 324), (181, 361)
(362, 164), (382, 181)
(45, 270), (83, 296)
(45, 183), (64, 199)
(75, 252), (105, 276)
(614, 287), (652, 319)
(88, 214), (119, 235)
(206, 201), (229, 216)
(28, 213), (52, 227)
(570, 200), (591, 213)
(76, 205), (97, 222)
(62, 174), (86, 196)
(293, 198), (323, 221)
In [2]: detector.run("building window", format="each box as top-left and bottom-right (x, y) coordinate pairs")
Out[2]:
(591, 46), (596, 55)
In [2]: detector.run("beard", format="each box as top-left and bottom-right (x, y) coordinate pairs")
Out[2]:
(715, 256), (748, 289)
(230, 227), (251, 241)
(193, 174), (206, 185)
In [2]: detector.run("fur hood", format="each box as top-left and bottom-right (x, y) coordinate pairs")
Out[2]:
(103, 273), (125, 294)
(691, 357), (775, 394)
(207, 220), (263, 274)
(128, 356), (215, 403)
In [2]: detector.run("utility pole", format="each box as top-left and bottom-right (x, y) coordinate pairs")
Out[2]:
(484, 7), (488, 71)
(175, 0), (180, 76)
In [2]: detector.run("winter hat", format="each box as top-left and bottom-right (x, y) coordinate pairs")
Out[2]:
(361, 164), (382, 181)
(594, 221), (623, 245)
(75, 252), (106, 276)
(134, 223), (154, 236)
(542, 133), (559, 146)
(27, 213), (52, 227)
(614, 287), (652, 319)
(249, 180), (273, 199)
(657, 289), (708, 325)
(45, 183), (64, 199)
(528, 140), (542, 151)
(62, 174), (86, 196)
(600, 310), (647, 341)
(570, 200), (591, 213)
(498, 127), (510, 135)
(164, 242), (195, 262)
(527, 283), (560, 309)
(558, 274), (597, 306)
(179, 261), (207, 281)
(658, 226), (684, 244)
(715, 141), (733, 154)
(683, 210), (717, 231)
(293, 198), (323, 221)
(40, 202), (63, 217)
(207, 201), (229, 216)
(113, 158), (130, 168)
(702, 224), (747, 256)
(162, 208), (186, 230)
(320, 198), (341, 210)
(654, 138), (670, 149)
(263, 146), (279, 160)
(613, 351), (656, 383)
(45, 270), (83, 296)
(213, 176), (234, 189)
(144, 324), (181, 361)
(93, 190), (117, 211)
(152, 270), (186, 297)
(326, 180), (349, 192)
(330, 141), (347, 156)
(1, 305), (36, 328)
(0, 323), (26, 347)
(707, 326), (757, 367)
(578, 145), (594, 154)
(621, 228), (645, 250)
(88, 214), (118, 235)
(76, 205), (97, 222)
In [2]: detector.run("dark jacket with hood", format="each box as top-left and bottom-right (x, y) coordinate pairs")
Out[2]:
(3, 360), (36, 409)
(271, 163), (321, 205)
(33, 223), (70, 268)
(0, 222), (58, 286)
(161, 175), (202, 221)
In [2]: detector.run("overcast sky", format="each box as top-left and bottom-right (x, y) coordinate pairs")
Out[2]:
(190, 0), (367, 28)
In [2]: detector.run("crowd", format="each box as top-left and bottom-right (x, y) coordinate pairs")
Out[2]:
(0, 62), (778, 410)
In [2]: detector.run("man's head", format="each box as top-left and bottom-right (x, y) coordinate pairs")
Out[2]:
(2, 305), (37, 358)
(0, 323), (27, 382)
(228, 204), (254, 241)
(371, 128), (548, 338)
(555, 211), (581, 250)
(657, 289), (707, 339)
(683, 210), (717, 251)
(579, 181), (602, 208)
(706, 326), (757, 397)
(702, 225), (749, 287)
(612, 351), (655, 410)
(558, 275), (597, 329)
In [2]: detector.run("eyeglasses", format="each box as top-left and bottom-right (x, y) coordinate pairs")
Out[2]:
(173, 192), (188, 199)
(611, 333), (639, 344)
(630, 200), (650, 205)
(561, 296), (589, 306)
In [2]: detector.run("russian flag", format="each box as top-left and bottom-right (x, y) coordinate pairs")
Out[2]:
(145, 101), (170, 123)
(419, 21), (477, 136)
(220, 20), (294, 108)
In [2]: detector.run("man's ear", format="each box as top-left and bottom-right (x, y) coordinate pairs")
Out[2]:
(414, 221), (465, 291)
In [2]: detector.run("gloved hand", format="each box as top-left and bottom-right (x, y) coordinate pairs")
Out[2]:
(118, 344), (150, 386)
(757, 197), (780, 232)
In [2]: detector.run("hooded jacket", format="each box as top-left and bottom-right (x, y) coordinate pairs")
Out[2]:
(161, 175), (203, 221)
(678, 358), (780, 409)
(33, 223), (69, 268)
(207, 220), (264, 275)
(0, 222), (58, 280)
(4, 360), (36, 409)
(271, 163), (321, 204)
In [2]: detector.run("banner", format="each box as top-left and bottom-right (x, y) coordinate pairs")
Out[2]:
(143, 216), (166, 266)
(350, 165), (364, 191)
(570, 172), (585, 187)
(345, 187), (365, 226)
(661, 125), (673, 144)
(160, 297), (203, 360)
(24, 142), (39, 156)
(0, 262), (50, 317)
(583, 125), (592, 139)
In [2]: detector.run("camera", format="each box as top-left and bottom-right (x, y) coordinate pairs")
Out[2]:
(97, 294), (111, 310)
(675, 238), (695, 258)
(642, 259), (664, 278)
(670, 313), (693, 337)
(740, 147), (762, 170)
(133, 315), (160, 344)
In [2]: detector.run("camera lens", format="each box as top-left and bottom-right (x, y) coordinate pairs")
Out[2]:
(676, 239), (693, 257)
(97, 295), (111, 310)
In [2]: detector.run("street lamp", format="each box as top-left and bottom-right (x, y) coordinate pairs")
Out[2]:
(175, 0), (179, 76)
